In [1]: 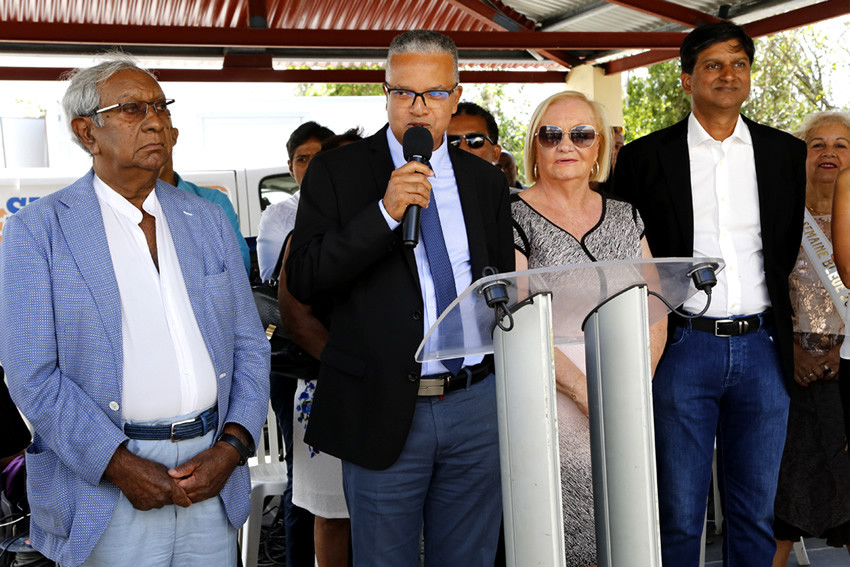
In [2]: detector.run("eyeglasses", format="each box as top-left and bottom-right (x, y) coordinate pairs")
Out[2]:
(91, 99), (175, 120)
(447, 133), (494, 150)
(384, 84), (458, 106)
(535, 125), (597, 149)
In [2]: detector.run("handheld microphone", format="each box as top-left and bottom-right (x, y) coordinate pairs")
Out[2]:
(401, 126), (433, 248)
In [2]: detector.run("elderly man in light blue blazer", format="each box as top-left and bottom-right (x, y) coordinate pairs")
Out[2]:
(0, 58), (269, 567)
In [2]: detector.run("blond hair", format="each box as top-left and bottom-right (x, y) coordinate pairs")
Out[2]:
(523, 90), (612, 184)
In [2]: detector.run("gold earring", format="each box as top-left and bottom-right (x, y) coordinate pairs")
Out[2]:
(591, 161), (599, 177)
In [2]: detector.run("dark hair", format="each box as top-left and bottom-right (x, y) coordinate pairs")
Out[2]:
(286, 121), (335, 161)
(680, 21), (754, 74)
(321, 127), (365, 152)
(453, 102), (499, 145)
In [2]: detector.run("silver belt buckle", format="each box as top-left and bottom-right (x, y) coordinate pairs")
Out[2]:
(418, 378), (445, 396)
(170, 417), (197, 442)
(714, 319), (749, 337)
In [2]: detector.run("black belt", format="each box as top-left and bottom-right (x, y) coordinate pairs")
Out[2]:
(676, 312), (773, 337)
(123, 406), (218, 442)
(418, 361), (493, 396)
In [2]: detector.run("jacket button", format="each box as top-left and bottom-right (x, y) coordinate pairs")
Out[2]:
(108, 401), (120, 411)
(407, 372), (418, 382)
(412, 310), (422, 320)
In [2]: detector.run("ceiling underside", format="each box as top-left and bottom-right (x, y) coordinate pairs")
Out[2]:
(0, 0), (846, 83)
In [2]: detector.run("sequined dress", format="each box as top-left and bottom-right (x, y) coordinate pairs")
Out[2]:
(774, 214), (850, 544)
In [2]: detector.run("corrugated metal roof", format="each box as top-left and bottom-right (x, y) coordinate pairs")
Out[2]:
(0, 0), (846, 80)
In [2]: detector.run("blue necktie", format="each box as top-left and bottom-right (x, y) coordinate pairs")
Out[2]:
(420, 188), (464, 375)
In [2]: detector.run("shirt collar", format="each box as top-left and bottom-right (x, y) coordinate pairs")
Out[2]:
(687, 112), (752, 147)
(93, 174), (160, 223)
(386, 126), (450, 177)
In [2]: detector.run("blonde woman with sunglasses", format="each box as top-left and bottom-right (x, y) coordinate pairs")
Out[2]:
(511, 90), (665, 567)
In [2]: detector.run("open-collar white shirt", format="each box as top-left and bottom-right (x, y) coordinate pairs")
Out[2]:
(684, 113), (771, 317)
(94, 175), (217, 421)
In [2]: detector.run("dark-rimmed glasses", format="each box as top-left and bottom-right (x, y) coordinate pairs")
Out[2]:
(91, 99), (175, 120)
(535, 125), (597, 149)
(448, 133), (494, 149)
(384, 84), (458, 106)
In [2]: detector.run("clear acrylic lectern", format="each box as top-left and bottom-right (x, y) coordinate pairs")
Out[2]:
(415, 258), (724, 567)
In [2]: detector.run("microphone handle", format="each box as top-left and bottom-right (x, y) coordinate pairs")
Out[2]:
(400, 155), (429, 248)
(402, 205), (421, 248)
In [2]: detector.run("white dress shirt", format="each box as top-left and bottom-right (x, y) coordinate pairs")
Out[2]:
(684, 113), (771, 317)
(381, 129), (483, 375)
(94, 176), (217, 421)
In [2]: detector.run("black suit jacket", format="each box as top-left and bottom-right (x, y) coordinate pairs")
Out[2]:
(611, 115), (806, 386)
(285, 126), (515, 469)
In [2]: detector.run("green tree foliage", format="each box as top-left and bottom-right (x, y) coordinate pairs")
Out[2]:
(295, 82), (383, 96)
(623, 60), (691, 141)
(623, 25), (844, 141)
(745, 27), (837, 130)
(466, 83), (530, 182)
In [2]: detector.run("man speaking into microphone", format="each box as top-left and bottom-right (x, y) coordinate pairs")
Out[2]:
(286, 30), (514, 565)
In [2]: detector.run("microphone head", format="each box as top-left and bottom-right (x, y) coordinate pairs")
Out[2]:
(403, 126), (433, 162)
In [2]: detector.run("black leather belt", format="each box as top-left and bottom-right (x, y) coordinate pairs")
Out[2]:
(124, 406), (218, 442)
(677, 312), (773, 337)
(418, 361), (493, 396)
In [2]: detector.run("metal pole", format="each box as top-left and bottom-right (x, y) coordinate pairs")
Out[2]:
(584, 285), (661, 567)
(493, 293), (565, 567)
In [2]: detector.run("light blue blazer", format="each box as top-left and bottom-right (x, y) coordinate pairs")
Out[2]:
(0, 170), (270, 567)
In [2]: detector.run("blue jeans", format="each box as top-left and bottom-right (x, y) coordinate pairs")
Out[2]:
(342, 375), (502, 567)
(653, 318), (789, 567)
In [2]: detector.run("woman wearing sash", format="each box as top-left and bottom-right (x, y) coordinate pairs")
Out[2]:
(773, 111), (850, 565)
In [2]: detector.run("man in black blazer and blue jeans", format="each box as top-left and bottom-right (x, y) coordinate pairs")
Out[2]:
(612, 22), (805, 566)
(286, 30), (514, 566)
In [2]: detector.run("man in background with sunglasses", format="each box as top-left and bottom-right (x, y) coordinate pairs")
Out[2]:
(612, 22), (805, 566)
(0, 57), (270, 566)
(286, 30), (513, 565)
(448, 101), (502, 165)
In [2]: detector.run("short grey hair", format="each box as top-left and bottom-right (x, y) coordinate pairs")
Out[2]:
(386, 30), (459, 84)
(61, 54), (158, 152)
(797, 110), (850, 144)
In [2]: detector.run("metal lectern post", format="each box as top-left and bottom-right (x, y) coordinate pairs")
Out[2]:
(584, 285), (661, 567)
(493, 292), (565, 567)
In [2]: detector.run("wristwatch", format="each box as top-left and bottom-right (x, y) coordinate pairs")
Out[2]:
(217, 433), (254, 466)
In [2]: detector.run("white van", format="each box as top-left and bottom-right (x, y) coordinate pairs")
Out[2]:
(0, 166), (298, 275)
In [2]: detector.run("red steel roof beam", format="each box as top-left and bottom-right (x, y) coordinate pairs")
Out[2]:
(602, 48), (680, 74)
(604, 0), (721, 28)
(743, 0), (850, 37)
(0, 66), (569, 83)
(0, 22), (687, 50)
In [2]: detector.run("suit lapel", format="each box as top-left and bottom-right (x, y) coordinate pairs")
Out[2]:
(368, 127), (421, 280)
(659, 119), (695, 252)
(745, 116), (777, 252)
(56, 172), (123, 360)
(157, 182), (208, 338)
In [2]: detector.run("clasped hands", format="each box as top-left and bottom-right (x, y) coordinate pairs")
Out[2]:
(103, 425), (248, 511)
(794, 343), (840, 387)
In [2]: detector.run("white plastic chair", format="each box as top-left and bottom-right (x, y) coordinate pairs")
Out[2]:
(239, 402), (287, 567)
